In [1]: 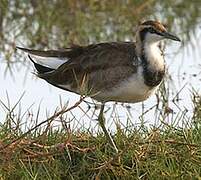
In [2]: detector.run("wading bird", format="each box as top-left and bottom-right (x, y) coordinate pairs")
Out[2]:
(17, 20), (181, 153)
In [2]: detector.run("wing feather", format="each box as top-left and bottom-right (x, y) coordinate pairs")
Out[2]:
(38, 42), (139, 93)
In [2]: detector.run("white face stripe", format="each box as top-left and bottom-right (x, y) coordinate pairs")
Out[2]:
(145, 32), (164, 43)
(29, 54), (69, 69)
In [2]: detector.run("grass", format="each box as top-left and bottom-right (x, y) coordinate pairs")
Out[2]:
(0, 92), (201, 180)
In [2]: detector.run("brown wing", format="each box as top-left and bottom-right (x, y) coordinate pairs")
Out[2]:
(39, 42), (138, 94)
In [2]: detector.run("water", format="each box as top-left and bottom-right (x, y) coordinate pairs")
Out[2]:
(0, 1), (201, 132)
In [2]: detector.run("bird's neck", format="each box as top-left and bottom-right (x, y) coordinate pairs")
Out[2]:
(137, 41), (165, 87)
(142, 41), (164, 70)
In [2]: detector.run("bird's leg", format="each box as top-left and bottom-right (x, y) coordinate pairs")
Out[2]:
(98, 103), (118, 153)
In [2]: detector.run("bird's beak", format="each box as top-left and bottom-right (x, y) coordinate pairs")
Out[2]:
(161, 31), (181, 42)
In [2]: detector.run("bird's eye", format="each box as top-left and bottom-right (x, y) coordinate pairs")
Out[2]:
(149, 27), (156, 33)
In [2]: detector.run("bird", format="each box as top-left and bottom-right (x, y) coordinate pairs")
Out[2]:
(17, 20), (181, 153)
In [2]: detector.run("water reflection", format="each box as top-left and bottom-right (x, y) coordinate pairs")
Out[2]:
(0, 1), (201, 131)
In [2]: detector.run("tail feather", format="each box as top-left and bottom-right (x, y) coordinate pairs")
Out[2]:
(28, 55), (54, 74)
(17, 46), (69, 69)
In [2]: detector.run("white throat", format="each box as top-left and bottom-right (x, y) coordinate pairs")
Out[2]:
(143, 42), (164, 71)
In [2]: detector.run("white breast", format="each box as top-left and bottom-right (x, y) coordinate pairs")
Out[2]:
(96, 66), (157, 103)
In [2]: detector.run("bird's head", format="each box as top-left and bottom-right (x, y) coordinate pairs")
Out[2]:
(136, 20), (181, 44)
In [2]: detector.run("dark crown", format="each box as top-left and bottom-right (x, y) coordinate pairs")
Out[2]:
(141, 20), (166, 32)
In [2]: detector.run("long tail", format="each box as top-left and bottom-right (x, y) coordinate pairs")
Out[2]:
(28, 55), (54, 74)
(17, 46), (69, 73)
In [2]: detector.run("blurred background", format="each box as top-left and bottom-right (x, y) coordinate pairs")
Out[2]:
(0, 0), (201, 132)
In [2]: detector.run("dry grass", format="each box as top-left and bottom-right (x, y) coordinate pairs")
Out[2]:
(0, 92), (201, 179)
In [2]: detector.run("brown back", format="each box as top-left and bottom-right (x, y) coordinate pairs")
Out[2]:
(39, 42), (138, 94)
